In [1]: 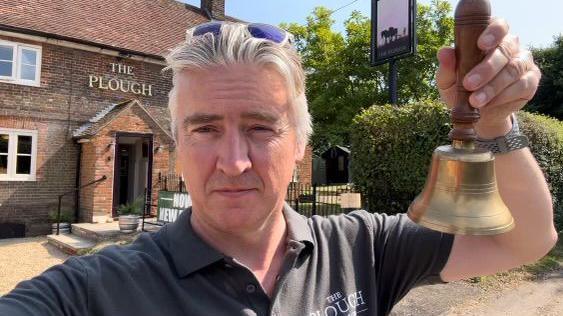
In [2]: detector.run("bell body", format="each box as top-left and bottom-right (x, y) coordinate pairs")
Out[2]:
(407, 144), (514, 235)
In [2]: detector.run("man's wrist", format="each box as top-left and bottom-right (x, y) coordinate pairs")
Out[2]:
(475, 116), (513, 139)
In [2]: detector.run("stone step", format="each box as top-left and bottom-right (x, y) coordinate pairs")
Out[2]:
(47, 233), (96, 255)
(71, 222), (123, 242)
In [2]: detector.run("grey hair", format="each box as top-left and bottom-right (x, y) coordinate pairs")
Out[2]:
(164, 22), (312, 150)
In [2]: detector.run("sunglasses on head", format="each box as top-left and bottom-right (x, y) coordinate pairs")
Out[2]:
(188, 21), (294, 45)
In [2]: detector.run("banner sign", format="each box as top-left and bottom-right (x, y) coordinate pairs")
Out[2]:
(157, 191), (191, 223)
(371, 0), (416, 65)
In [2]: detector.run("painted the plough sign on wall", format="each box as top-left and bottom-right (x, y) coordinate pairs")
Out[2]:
(157, 191), (192, 223)
(371, 0), (416, 65)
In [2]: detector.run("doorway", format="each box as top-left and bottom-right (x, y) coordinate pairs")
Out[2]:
(112, 133), (153, 217)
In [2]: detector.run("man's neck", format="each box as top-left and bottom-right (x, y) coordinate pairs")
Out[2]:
(189, 205), (288, 294)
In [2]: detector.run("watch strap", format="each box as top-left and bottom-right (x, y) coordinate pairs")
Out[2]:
(475, 114), (529, 154)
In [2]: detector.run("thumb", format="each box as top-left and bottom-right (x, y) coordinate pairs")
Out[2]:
(436, 47), (456, 91)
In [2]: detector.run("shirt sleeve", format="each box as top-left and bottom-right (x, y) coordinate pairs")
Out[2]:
(0, 256), (89, 316)
(364, 212), (454, 315)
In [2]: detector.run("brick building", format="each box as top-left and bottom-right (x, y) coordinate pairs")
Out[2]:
(0, 0), (313, 237)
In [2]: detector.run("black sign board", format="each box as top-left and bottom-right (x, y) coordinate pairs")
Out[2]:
(371, 0), (417, 65)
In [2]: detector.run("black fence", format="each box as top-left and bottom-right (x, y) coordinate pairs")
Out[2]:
(154, 173), (186, 192)
(285, 183), (359, 217)
(152, 174), (362, 218)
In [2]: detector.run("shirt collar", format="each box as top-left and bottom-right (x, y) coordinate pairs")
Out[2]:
(161, 202), (315, 278)
(282, 202), (315, 248)
(162, 208), (224, 278)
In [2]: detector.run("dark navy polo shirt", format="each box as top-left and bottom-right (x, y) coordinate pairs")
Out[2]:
(0, 204), (453, 316)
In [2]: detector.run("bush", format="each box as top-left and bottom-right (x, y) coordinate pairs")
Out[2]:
(48, 209), (75, 223)
(350, 101), (450, 214)
(117, 195), (145, 216)
(351, 103), (563, 233)
(519, 112), (563, 232)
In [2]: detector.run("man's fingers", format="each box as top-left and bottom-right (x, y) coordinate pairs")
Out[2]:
(436, 47), (456, 90)
(478, 18), (509, 50)
(464, 34), (519, 92)
(480, 69), (540, 108)
(469, 50), (535, 108)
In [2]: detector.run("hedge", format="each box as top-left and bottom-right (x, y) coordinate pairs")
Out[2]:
(350, 102), (563, 232)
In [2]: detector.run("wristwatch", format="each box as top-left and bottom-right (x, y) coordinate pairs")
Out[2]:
(475, 114), (529, 154)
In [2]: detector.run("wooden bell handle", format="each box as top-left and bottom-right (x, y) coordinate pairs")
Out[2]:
(449, 0), (491, 142)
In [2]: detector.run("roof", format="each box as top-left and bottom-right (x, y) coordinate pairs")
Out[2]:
(73, 99), (174, 142)
(321, 145), (351, 159)
(0, 0), (239, 58)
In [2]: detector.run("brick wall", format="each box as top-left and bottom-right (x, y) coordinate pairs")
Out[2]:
(0, 35), (172, 235)
(79, 103), (173, 220)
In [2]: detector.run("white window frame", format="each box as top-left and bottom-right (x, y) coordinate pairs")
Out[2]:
(0, 128), (38, 181)
(0, 40), (41, 87)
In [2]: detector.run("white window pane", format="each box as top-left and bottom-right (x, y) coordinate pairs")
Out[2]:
(20, 64), (36, 81)
(21, 49), (37, 65)
(0, 61), (12, 77)
(0, 45), (13, 61)
(16, 155), (31, 174)
(0, 134), (8, 153)
(0, 155), (7, 174)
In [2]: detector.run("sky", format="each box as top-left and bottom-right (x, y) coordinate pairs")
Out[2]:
(181, 0), (563, 49)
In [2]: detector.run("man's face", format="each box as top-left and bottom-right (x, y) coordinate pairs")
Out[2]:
(174, 64), (303, 234)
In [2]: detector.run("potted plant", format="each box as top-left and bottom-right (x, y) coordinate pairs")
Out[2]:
(117, 195), (144, 233)
(48, 209), (74, 234)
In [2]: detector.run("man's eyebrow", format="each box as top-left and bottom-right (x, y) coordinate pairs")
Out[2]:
(241, 111), (280, 123)
(183, 113), (223, 127)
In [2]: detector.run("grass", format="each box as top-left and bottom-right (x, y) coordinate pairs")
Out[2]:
(468, 233), (562, 287)
(523, 234), (562, 275)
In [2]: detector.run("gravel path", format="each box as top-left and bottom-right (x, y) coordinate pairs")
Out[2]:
(0, 237), (69, 295)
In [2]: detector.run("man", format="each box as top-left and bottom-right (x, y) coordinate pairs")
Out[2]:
(0, 21), (557, 315)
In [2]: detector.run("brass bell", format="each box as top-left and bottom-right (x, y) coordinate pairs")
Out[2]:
(407, 0), (515, 235)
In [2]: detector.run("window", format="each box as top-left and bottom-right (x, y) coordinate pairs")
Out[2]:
(0, 128), (38, 181)
(0, 40), (41, 86)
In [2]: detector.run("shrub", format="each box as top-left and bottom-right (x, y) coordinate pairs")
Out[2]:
(48, 209), (75, 223)
(117, 195), (145, 216)
(519, 112), (563, 232)
(350, 101), (450, 214)
(351, 103), (563, 233)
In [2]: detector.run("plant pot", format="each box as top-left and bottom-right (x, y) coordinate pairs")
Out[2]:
(51, 223), (71, 235)
(118, 215), (140, 233)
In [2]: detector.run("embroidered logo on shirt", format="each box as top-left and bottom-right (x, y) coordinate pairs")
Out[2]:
(310, 290), (368, 315)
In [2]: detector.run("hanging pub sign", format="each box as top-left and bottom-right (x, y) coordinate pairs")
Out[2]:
(157, 191), (192, 223)
(88, 63), (153, 96)
(371, 0), (416, 65)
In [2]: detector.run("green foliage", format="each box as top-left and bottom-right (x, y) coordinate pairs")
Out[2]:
(281, 1), (454, 153)
(48, 209), (74, 223)
(519, 112), (563, 232)
(351, 104), (563, 232)
(117, 195), (145, 216)
(350, 101), (450, 214)
(528, 35), (563, 119)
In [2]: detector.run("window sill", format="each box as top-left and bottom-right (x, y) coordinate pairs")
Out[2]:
(0, 79), (40, 87)
(0, 176), (37, 182)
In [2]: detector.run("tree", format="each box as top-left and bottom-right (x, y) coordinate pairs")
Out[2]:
(281, 1), (454, 153)
(528, 35), (563, 119)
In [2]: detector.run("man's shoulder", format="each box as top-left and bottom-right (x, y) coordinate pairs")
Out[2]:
(74, 230), (170, 276)
(310, 209), (405, 226)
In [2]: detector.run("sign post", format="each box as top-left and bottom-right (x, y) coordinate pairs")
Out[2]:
(371, 0), (417, 104)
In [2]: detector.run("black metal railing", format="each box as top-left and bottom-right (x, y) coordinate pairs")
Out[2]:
(141, 173), (186, 231)
(154, 172), (186, 192)
(285, 183), (358, 217)
(55, 175), (107, 235)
